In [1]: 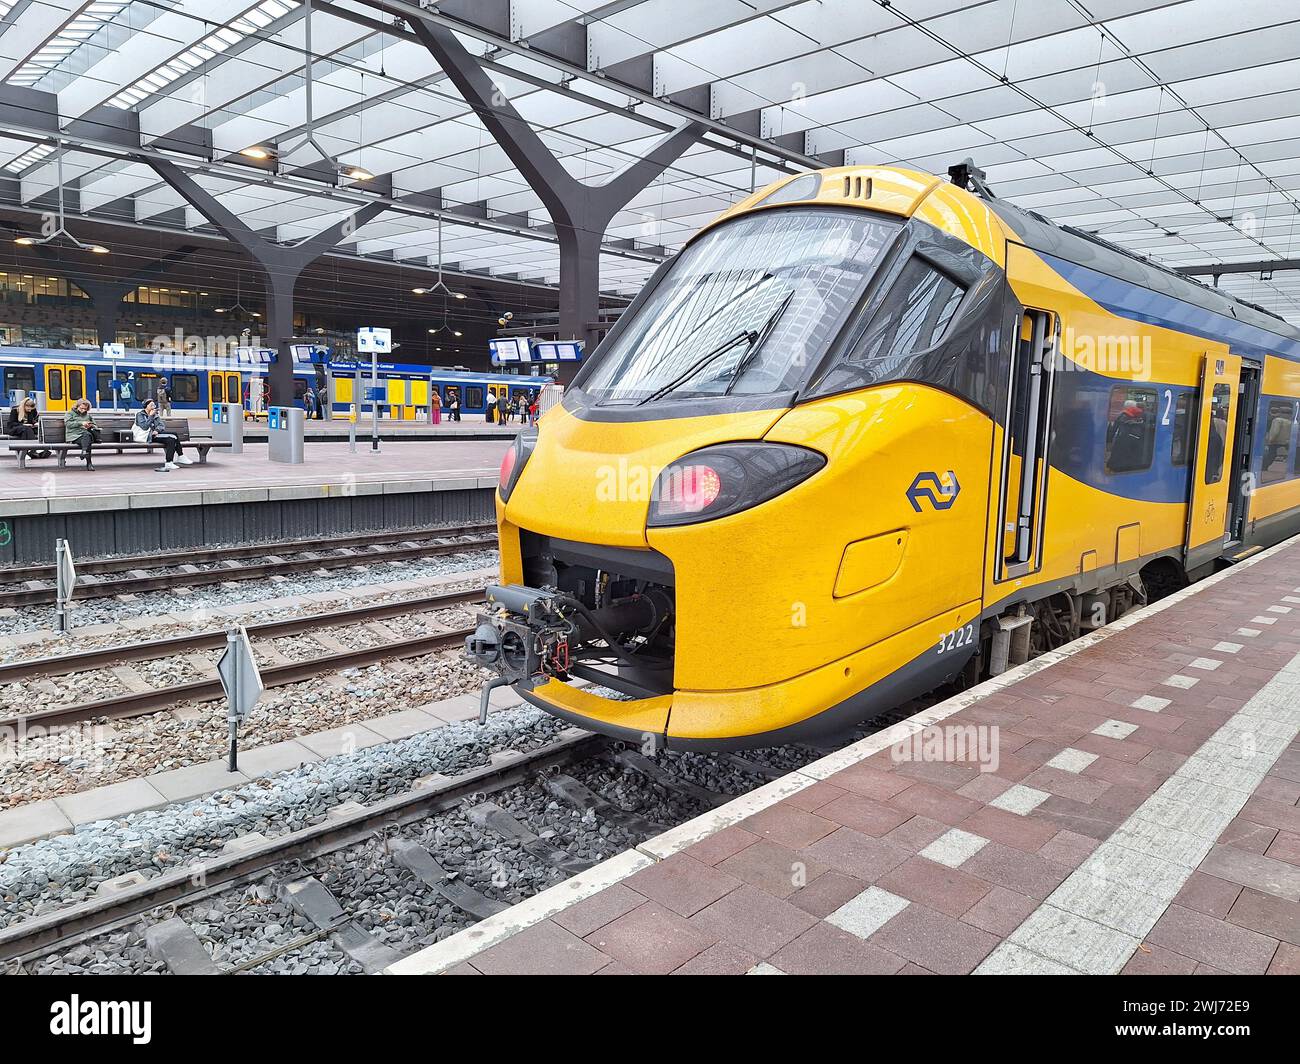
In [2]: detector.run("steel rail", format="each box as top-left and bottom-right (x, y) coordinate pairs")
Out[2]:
(0, 729), (607, 966)
(0, 522), (497, 585)
(0, 533), (497, 607)
(0, 621), (480, 732)
(0, 586), (488, 684)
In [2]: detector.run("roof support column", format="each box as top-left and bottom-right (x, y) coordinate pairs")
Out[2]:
(396, 11), (702, 375)
(150, 159), (384, 405)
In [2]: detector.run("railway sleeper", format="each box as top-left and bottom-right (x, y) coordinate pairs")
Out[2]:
(542, 772), (668, 836)
(144, 917), (223, 976)
(279, 877), (404, 975)
(389, 839), (509, 921)
(607, 749), (730, 808)
(466, 801), (594, 874)
(718, 753), (786, 782)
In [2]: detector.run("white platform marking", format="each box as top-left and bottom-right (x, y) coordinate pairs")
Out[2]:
(989, 784), (1050, 815)
(1213, 641), (1243, 654)
(1162, 675), (1198, 689)
(1187, 657), (1222, 671)
(1094, 720), (1138, 740)
(977, 649), (1300, 975)
(1131, 694), (1171, 712)
(920, 828), (989, 869)
(1046, 748), (1099, 773)
(827, 886), (909, 940)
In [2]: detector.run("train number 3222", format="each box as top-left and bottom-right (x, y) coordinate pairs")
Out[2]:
(937, 623), (975, 655)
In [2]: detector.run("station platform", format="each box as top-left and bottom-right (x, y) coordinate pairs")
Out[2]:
(0, 439), (511, 563)
(190, 417), (523, 443)
(390, 537), (1300, 976)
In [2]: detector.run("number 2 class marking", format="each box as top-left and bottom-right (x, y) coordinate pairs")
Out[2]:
(937, 623), (974, 654)
(0, 521), (10, 547)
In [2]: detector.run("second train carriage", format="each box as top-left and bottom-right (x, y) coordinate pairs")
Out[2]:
(466, 164), (1300, 749)
(0, 346), (548, 420)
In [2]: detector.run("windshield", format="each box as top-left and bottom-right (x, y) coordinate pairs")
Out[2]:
(578, 208), (900, 404)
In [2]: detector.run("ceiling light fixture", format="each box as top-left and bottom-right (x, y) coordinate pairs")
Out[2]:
(269, 1), (375, 187)
(239, 144), (277, 161)
(10, 145), (110, 254)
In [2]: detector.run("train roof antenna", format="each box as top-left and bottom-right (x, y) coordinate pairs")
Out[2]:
(948, 158), (996, 199)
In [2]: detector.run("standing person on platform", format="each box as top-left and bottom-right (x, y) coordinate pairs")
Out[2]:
(156, 378), (171, 415)
(316, 382), (329, 420)
(134, 399), (192, 472)
(448, 390), (460, 422)
(430, 389), (442, 425)
(120, 373), (135, 411)
(496, 391), (509, 425)
(65, 398), (101, 469)
(528, 395), (539, 426)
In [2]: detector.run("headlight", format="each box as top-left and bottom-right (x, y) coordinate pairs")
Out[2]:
(647, 442), (825, 527)
(498, 430), (537, 502)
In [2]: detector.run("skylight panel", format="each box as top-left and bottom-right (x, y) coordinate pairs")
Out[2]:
(8, 0), (132, 85)
(105, 0), (300, 108)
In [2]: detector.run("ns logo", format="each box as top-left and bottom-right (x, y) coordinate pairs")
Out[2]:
(906, 471), (961, 512)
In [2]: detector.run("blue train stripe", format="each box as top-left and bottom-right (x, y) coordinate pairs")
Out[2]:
(1041, 253), (1300, 363)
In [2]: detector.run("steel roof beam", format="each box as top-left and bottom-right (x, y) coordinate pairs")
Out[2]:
(390, 6), (701, 356)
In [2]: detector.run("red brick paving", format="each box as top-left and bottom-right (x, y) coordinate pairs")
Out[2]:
(443, 540), (1300, 975)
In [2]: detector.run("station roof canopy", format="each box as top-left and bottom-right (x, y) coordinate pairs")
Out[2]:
(1, 0), (1298, 323)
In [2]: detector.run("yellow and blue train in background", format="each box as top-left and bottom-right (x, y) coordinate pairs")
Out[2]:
(0, 345), (547, 420)
(466, 163), (1300, 749)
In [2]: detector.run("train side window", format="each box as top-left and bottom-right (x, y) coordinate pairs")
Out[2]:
(47, 369), (63, 401)
(1262, 399), (1296, 485)
(171, 374), (199, 403)
(1104, 385), (1157, 474)
(5, 366), (36, 394)
(1170, 393), (1194, 466)
(1204, 384), (1232, 485)
(841, 258), (966, 374)
(466, 386), (484, 409)
(95, 371), (113, 403)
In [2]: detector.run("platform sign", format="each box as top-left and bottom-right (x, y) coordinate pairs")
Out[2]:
(102, 342), (125, 360)
(218, 625), (264, 772)
(55, 539), (76, 633)
(532, 340), (584, 363)
(357, 327), (392, 354)
(489, 337), (532, 365)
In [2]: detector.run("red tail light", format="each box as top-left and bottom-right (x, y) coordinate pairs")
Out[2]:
(656, 464), (722, 517)
(499, 443), (518, 487)
(497, 431), (537, 502)
(648, 443), (824, 527)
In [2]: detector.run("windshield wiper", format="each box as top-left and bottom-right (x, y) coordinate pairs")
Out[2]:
(636, 328), (758, 406)
(724, 291), (794, 395)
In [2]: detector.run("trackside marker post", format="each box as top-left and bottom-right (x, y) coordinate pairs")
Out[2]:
(55, 538), (76, 633)
(218, 626), (264, 772)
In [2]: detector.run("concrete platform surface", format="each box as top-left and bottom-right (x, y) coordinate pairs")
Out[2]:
(389, 535), (1300, 977)
(0, 438), (509, 509)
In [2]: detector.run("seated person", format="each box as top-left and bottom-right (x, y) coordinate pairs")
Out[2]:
(6, 397), (38, 439)
(65, 399), (101, 470)
(134, 400), (193, 472)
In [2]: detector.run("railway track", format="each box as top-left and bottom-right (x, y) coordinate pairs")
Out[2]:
(2, 725), (799, 973)
(0, 586), (487, 731)
(0, 522), (498, 607)
(0, 728), (609, 967)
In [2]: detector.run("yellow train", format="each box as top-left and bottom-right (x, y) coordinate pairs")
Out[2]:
(466, 163), (1300, 749)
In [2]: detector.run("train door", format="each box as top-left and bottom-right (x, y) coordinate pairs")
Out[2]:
(43, 363), (86, 411)
(1183, 353), (1243, 564)
(994, 306), (1059, 582)
(225, 372), (241, 411)
(208, 371), (226, 407)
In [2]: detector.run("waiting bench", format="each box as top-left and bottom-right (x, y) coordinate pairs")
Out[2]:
(7, 413), (232, 469)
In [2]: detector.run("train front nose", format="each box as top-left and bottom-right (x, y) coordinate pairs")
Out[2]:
(485, 400), (793, 744)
